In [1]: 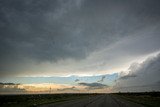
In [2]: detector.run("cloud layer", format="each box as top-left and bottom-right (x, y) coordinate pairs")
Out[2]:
(0, 0), (160, 77)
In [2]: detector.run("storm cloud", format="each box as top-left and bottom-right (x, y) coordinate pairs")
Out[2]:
(75, 79), (80, 82)
(0, 82), (26, 94)
(0, 82), (20, 85)
(0, 0), (160, 77)
(114, 53), (160, 92)
(78, 82), (108, 90)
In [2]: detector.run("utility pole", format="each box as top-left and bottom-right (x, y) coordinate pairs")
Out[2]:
(49, 86), (51, 94)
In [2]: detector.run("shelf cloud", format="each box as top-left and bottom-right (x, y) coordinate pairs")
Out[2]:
(114, 53), (160, 92)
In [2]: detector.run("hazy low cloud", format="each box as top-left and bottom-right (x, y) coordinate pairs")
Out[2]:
(114, 53), (160, 92)
(57, 86), (79, 92)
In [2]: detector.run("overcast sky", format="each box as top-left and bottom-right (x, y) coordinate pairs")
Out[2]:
(0, 0), (160, 93)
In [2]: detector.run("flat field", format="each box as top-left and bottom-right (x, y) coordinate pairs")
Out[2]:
(0, 93), (94, 107)
(0, 92), (160, 107)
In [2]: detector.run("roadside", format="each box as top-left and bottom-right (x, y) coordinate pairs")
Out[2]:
(112, 92), (160, 107)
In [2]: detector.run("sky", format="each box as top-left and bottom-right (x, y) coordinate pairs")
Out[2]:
(0, 0), (160, 94)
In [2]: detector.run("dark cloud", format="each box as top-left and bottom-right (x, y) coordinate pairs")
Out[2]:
(97, 76), (106, 82)
(114, 53), (160, 92)
(0, 82), (25, 93)
(0, 0), (160, 76)
(0, 82), (20, 85)
(119, 74), (137, 80)
(75, 79), (80, 82)
(78, 82), (108, 90)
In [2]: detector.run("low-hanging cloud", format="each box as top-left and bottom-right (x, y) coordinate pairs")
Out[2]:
(0, 82), (26, 94)
(0, 83), (20, 85)
(75, 79), (80, 82)
(119, 74), (137, 80)
(97, 76), (106, 82)
(114, 53), (160, 92)
(57, 86), (79, 92)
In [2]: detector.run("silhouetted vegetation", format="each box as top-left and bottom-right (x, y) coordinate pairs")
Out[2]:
(0, 93), (100, 107)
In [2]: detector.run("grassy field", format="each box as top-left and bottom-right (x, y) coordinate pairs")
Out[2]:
(0, 93), (97, 107)
(113, 92), (160, 107)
